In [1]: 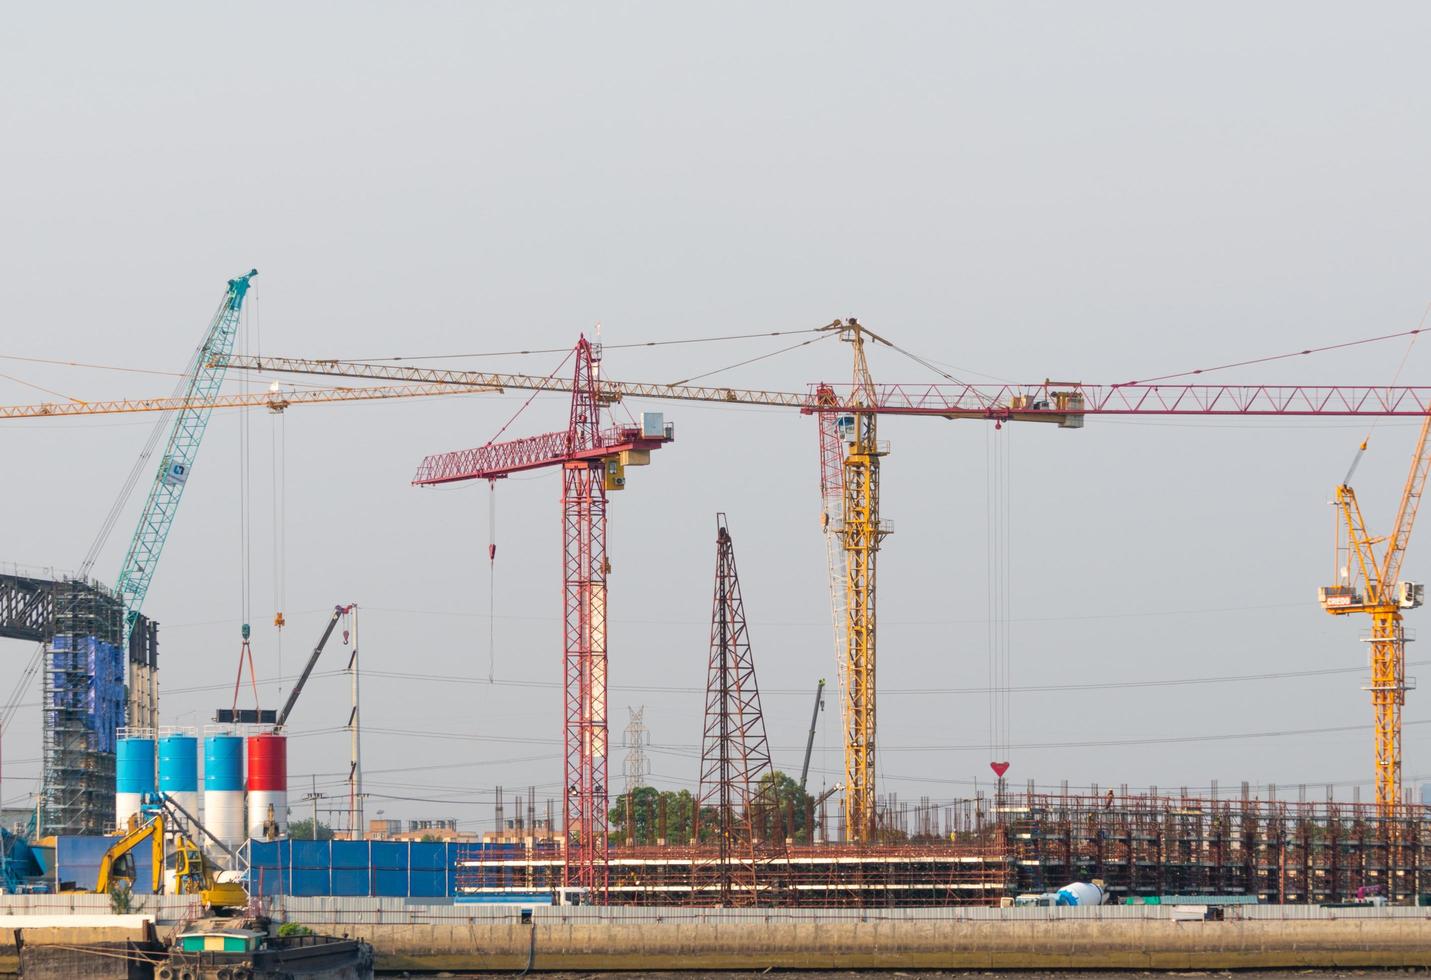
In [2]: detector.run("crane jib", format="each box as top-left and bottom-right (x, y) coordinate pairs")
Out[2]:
(112, 270), (257, 645)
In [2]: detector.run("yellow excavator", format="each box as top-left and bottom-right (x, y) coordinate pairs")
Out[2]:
(94, 805), (248, 911)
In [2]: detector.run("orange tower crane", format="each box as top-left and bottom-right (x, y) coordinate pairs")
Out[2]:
(1319, 415), (1431, 811)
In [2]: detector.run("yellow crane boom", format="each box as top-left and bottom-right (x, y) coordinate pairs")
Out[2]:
(0, 382), (499, 419)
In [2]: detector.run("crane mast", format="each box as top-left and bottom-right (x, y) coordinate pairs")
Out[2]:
(113, 270), (257, 650)
(1321, 413), (1431, 811)
(814, 386), (850, 766)
(411, 336), (673, 899)
(834, 319), (891, 841)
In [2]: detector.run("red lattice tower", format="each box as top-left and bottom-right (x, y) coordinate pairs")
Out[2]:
(693, 515), (774, 905)
(413, 336), (672, 897)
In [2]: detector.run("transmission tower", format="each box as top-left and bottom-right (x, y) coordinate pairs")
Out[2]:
(694, 514), (774, 906)
(622, 706), (651, 796)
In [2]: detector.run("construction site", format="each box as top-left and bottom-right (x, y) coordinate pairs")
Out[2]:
(6, 7), (1431, 973)
(3, 270), (1431, 921)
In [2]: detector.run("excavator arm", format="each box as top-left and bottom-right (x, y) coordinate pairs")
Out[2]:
(94, 814), (164, 895)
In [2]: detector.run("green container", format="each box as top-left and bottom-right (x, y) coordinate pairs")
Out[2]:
(177, 930), (262, 953)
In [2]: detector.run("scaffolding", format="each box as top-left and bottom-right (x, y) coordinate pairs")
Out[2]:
(455, 787), (1431, 907)
(40, 579), (125, 837)
(993, 786), (1431, 905)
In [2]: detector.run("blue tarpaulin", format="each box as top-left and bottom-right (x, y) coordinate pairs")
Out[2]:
(55, 835), (154, 893)
(49, 636), (125, 753)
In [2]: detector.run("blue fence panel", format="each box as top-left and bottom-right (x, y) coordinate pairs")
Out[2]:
(371, 841), (409, 897)
(247, 839), (285, 896)
(244, 837), (468, 897)
(402, 841), (445, 897)
(330, 840), (372, 896)
(290, 839), (332, 897)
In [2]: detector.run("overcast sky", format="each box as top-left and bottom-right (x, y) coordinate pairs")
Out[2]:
(4, 2), (1431, 831)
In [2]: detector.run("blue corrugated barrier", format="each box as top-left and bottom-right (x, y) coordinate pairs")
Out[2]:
(247, 840), (548, 897)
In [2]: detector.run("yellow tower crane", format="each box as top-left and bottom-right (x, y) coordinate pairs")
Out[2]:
(1319, 414), (1431, 812)
(822, 320), (893, 841)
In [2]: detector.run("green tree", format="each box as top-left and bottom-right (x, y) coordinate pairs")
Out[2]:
(608, 787), (700, 844)
(753, 770), (816, 841)
(288, 817), (335, 841)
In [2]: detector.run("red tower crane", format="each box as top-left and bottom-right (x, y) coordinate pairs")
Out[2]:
(412, 337), (672, 897)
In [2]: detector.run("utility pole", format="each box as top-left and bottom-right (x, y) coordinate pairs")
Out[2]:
(345, 606), (363, 839)
(301, 775), (326, 839)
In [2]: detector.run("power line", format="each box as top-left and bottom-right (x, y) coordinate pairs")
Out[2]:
(336, 326), (830, 363)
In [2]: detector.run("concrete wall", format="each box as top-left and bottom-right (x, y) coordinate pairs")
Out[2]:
(8, 896), (1431, 972)
(262, 901), (1431, 972)
(352, 917), (1431, 972)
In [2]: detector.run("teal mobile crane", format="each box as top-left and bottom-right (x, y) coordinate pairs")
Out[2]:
(113, 270), (257, 643)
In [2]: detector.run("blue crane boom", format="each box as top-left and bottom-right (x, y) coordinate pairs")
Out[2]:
(114, 270), (257, 640)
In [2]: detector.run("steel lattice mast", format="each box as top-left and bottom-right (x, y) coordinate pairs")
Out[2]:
(832, 320), (892, 841)
(814, 385), (851, 755)
(412, 336), (671, 897)
(562, 343), (608, 893)
(693, 515), (773, 905)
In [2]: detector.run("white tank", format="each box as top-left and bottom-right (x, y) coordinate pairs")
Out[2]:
(247, 791), (288, 839)
(114, 792), (145, 829)
(1055, 881), (1107, 906)
(205, 791), (246, 850)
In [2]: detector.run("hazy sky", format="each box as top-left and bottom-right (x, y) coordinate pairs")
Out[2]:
(4, 3), (1431, 831)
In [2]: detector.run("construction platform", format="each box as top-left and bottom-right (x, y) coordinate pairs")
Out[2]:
(449, 789), (1431, 906)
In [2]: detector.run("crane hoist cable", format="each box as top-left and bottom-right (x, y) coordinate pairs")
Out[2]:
(470, 347), (580, 687)
(232, 288), (261, 715)
(986, 422), (1013, 784)
(271, 403), (287, 703)
(334, 325), (830, 362)
(488, 480), (496, 684)
(1359, 309), (1429, 457)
